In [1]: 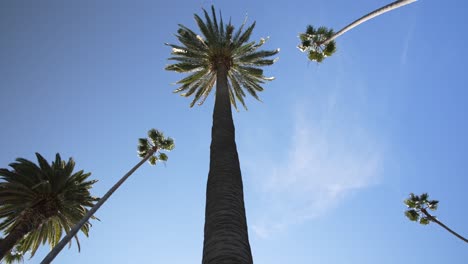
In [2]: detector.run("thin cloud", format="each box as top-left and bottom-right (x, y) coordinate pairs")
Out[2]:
(400, 23), (415, 65)
(247, 103), (384, 238)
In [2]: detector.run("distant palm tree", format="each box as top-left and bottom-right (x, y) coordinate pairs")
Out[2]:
(165, 6), (278, 264)
(298, 0), (417, 62)
(404, 193), (468, 244)
(40, 129), (174, 264)
(0, 153), (99, 263)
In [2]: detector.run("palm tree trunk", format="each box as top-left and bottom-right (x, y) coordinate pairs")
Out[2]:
(321, 0), (417, 46)
(421, 209), (468, 244)
(40, 149), (157, 264)
(0, 223), (31, 260)
(202, 62), (253, 264)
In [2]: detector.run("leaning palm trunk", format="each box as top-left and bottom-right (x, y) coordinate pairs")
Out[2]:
(421, 209), (468, 244)
(202, 63), (253, 264)
(41, 131), (174, 264)
(40, 150), (156, 264)
(321, 0), (417, 46)
(299, 0), (416, 62)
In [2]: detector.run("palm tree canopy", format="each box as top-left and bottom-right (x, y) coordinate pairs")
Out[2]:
(138, 128), (175, 165)
(165, 5), (279, 110)
(298, 25), (337, 62)
(0, 153), (98, 261)
(404, 193), (439, 225)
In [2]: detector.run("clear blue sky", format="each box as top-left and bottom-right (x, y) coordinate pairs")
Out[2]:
(1, 0), (467, 263)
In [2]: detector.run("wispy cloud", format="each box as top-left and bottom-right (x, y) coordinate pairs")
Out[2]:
(246, 100), (384, 238)
(400, 23), (415, 65)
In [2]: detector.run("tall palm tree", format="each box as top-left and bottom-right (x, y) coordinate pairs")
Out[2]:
(0, 153), (99, 263)
(40, 129), (174, 264)
(404, 193), (468, 244)
(165, 6), (278, 264)
(298, 0), (417, 62)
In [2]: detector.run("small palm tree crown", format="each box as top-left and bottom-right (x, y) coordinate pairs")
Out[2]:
(298, 25), (337, 62)
(0, 153), (98, 263)
(404, 193), (439, 225)
(138, 128), (175, 165)
(165, 6), (279, 110)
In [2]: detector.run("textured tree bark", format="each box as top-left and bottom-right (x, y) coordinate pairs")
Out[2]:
(322, 0), (417, 46)
(0, 222), (31, 260)
(421, 209), (468, 243)
(202, 63), (253, 264)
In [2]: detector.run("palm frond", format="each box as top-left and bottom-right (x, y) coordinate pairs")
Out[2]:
(174, 68), (209, 86)
(239, 49), (279, 63)
(197, 74), (216, 106)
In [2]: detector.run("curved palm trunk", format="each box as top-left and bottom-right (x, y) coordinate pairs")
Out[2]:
(40, 150), (156, 264)
(202, 63), (253, 264)
(0, 223), (31, 260)
(321, 0), (417, 46)
(421, 209), (468, 244)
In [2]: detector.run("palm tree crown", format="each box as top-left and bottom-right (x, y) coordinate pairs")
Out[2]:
(404, 193), (468, 243)
(138, 128), (175, 164)
(165, 6), (279, 109)
(298, 25), (337, 62)
(404, 193), (439, 225)
(0, 153), (98, 263)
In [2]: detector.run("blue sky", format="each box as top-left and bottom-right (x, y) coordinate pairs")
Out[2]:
(1, 0), (467, 263)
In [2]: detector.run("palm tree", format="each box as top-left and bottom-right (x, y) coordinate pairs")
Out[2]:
(404, 193), (468, 244)
(0, 153), (99, 263)
(40, 128), (174, 264)
(165, 6), (278, 264)
(298, 0), (417, 62)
